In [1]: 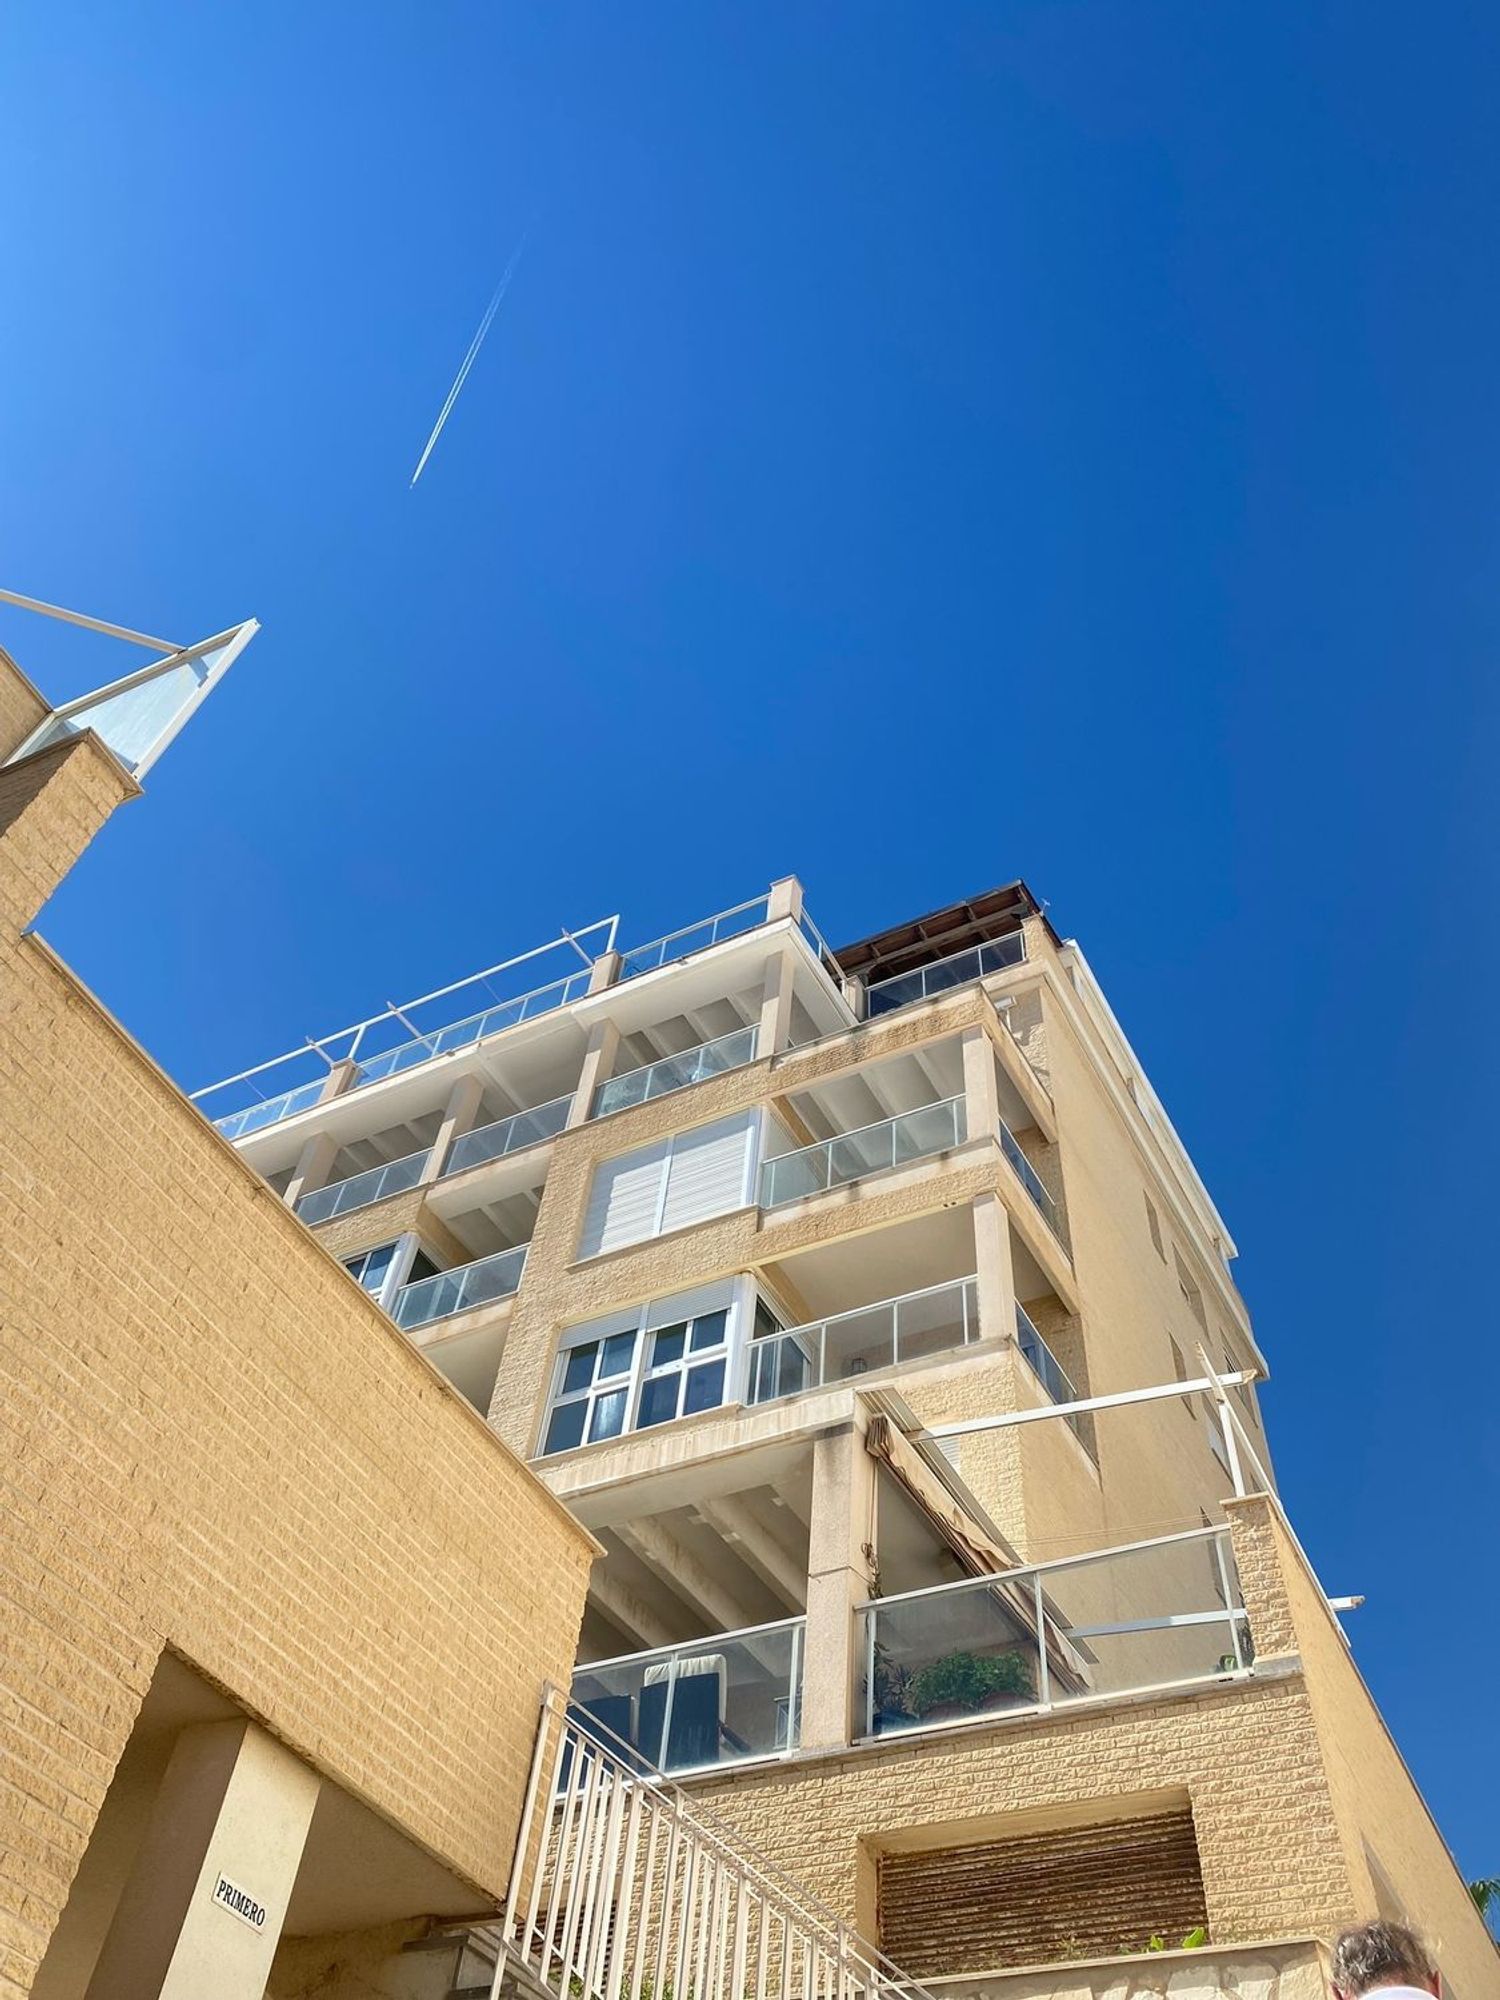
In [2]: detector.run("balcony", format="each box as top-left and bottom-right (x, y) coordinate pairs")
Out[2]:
(861, 1526), (1247, 1739)
(616, 896), (775, 981)
(443, 1094), (572, 1177)
(349, 971), (593, 1090)
(571, 1617), (804, 1776)
(594, 1024), (759, 1119)
(999, 1120), (1068, 1249)
(747, 1277), (981, 1403)
(216, 1078), (327, 1142)
(295, 1146), (429, 1225)
(866, 932), (1026, 1018)
(1015, 1303), (1083, 1438)
(760, 1096), (967, 1209)
(392, 1242), (528, 1330)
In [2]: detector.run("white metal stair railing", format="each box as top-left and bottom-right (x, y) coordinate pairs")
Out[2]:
(496, 1687), (931, 2000)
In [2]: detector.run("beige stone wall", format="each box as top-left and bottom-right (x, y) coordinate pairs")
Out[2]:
(0, 732), (597, 1997)
(922, 1934), (1330, 2000)
(1250, 1500), (1499, 1997)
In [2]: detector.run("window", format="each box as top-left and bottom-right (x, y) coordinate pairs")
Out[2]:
(343, 1240), (436, 1301)
(343, 1242), (405, 1294)
(578, 1114), (758, 1259)
(1168, 1334), (1195, 1417)
(541, 1284), (739, 1456)
(1223, 1338), (1259, 1426)
(1144, 1194), (1165, 1260)
(1173, 1248), (1206, 1329)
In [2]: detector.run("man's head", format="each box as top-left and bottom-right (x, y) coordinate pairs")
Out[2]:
(1331, 1920), (1440, 1998)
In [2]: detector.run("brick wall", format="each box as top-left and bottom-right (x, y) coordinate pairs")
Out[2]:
(0, 732), (597, 1997)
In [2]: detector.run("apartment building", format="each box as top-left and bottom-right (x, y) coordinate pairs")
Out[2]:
(199, 864), (1500, 1999)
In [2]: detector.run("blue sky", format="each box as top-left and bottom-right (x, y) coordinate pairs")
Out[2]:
(4, 3), (1497, 1880)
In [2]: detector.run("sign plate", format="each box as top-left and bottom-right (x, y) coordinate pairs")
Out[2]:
(211, 1873), (267, 1932)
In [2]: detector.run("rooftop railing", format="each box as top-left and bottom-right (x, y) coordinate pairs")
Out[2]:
(216, 1078), (329, 1142)
(594, 1023), (759, 1119)
(1015, 1302), (1083, 1439)
(444, 1094), (573, 1177)
(747, 1277), (981, 1404)
(392, 1242), (528, 1330)
(350, 970), (594, 1090)
(616, 896), (773, 981)
(999, 1119), (1068, 1249)
(295, 1146), (429, 1225)
(570, 1617), (804, 1778)
(760, 1096), (966, 1209)
(861, 1525), (1248, 1739)
(865, 932), (1026, 1018)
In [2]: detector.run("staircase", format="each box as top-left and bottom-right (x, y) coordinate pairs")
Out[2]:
(469, 1687), (928, 2000)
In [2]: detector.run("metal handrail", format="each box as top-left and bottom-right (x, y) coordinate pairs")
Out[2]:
(501, 1686), (934, 2000)
(295, 1146), (429, 1225)
(865, 932), (1027, 1017)
(393, 1242), (528, 1329)
(594, 1024), (759, 1119)
(760, 1096), (967, 1209)
(616, 895), (772, 980)
(444, 1094), (573, 1177)
(747, 1276), (981, 1403)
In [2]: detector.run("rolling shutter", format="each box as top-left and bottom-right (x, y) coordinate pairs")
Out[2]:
(579, 1140), (670, 1258)
(878, 1809), (1205, 1975)
(578, 1115), (755, 1259)
(658, 1116), (755, 1235)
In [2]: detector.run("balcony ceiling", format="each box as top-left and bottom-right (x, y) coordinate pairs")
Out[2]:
(833, 881), (1050, 981)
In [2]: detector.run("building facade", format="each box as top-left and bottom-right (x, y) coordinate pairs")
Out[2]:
(197, 866), (1499, 1998)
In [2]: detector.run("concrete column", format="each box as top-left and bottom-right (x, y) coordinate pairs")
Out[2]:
(972, 1192), (1018, 1346)
(316, 1057), (356, 1104)
(283, 1131), (338, 1209)
(766, 876), (804, 925)
(758, 948), (798, 1056)
(961, 1025), (1001, 1142)
(423, 1073), (485, 1183)
(587, 949), (622, 994)
(84, 1719), (320, 2000)
(567, 1018), (620, 1128)
(799, 1421), (877, 1751)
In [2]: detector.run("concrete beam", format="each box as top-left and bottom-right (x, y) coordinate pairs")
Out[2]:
(696, 1496), (806, 1610)
(615, 1516), (762, 1634)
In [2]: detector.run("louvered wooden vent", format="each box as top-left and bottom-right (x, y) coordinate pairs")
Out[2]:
(878, 1809), (1206, 1975)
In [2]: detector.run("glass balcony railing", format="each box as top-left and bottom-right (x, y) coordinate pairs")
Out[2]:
(295, 1147), (429, 1225)
(861, 1526), (1248, 1739)
(747, 1277), (981, 1403)
(616, 896), (772, 982)
(571, 1618), (804, 1776)
(443, 1094), (572, 1177)
(350, 971), (594, 1090)
(999, 1120), (1068, 1249)
(1015, 1302), (1083, 1438)
(392, 1243), (528, 1330)
(866, 933), (1027, 1018)
(214, 1078), (328, 1140)
(760, 1096), (966, 1209)
(594, 1024), (759, 1119)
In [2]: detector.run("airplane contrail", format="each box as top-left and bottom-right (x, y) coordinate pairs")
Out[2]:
(409, 231), (530, 488)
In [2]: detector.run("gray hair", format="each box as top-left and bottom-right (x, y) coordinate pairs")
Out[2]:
(1332, 1920), (1436, 1996)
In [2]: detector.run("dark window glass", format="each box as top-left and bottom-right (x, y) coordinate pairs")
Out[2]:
(600, 1332), (637, 1378)
(683, 1358), (726, 1415)
(651, 1324), (686, 1367)
(544, 1400), (587, 1455)
(407, 1249), (440, 1284)
(637, 1375), (681, 1429)
(562, 1344), (597, 1396)
(690, 1309), (728, 1352)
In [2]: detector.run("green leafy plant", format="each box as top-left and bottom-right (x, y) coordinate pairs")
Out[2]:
(906, 1649), (1032, 1716)
(1469, 1878), (1500, 1932)
(871, 1643), (914, 1720)
(1146, 1927), (1208, 1953)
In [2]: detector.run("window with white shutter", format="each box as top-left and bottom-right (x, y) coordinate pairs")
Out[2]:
(577, 1114), (757, 1260)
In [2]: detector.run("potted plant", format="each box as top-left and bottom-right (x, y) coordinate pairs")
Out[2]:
(907, 1649), (1033, 1722)
(869, 1643), (916, 1734)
